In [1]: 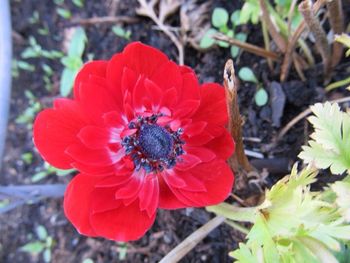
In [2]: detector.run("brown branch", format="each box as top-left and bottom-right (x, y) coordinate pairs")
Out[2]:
(213, 33), (280, 61)
(327, 0), (344, 67)
(299, 0), (331, 79)
(280, 0), (326, 82)
(70, 16), (138, 26)
(223, 60), (254, 173)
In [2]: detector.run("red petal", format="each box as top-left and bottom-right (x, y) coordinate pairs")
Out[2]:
(205, 130), (235, 160)
(178, 67), (200, 101)
(139, 175), (159, 217)
(151, 60), (182, 92)
(184, 121), (207, 137)
(145, 79), (162, 109)
(122, 42), (168, 76)
(90, 200), (156, 241)
(184, 146), (216, 163)
(173, 100), (200, 118)
(175, 154), (202, 171)
(65, 144), (124, 166)
(78, 126), (120, 149)
(33, 99), (87, 169)
(74, 61), (108, 100)
(158, 175), (188, 209)
(64, 173), (101, 236)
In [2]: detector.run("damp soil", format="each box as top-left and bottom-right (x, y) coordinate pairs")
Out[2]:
(1, 0), (350, 262)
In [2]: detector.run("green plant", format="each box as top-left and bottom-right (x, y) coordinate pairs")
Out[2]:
(60, 27), (87, 96)
(32, 162), (74, 183)
(200, 7), (247, 58)
(206, 101), (350, 262)
(20, 225), (55, 263)
(15, 91), (41, 128)
(12, 59), (35, 78)
(56, 7), (72, 19)
(72, 0), (84, 8)
(238, 67), (268, 106)
(299, 102), (350, 174)
(112, 26), (132, 40)
(326, 34), (350, 91)
(21, 36), (63, 60)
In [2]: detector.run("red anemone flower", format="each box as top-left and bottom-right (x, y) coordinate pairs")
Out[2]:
(33, 42), (235, 241)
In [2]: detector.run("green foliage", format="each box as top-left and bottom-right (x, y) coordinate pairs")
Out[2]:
(238, 67), (269, 107)
(32, 162), (75, 182)
(15, 91), (41, 128)
(72, 0), (84, 8)
(254, 88), (268, 107)
(20, 225), (54, 263)
(21, 36), (63, 60)
(240, 0), (260, 25)
(200, 6), (248, 56)
(12, 59), (35, 78)
(228, 166), (350, 262)
(60, 27), (87, 97)
(211, 8), (229, 29)
(299, 102), (350, 174)
(112, 26), (132, 40)
(56, 7), (72, 19)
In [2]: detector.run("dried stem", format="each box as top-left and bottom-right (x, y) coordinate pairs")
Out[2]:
(261, 19), (274, 70)
(223, 60), (254, 173)
(159, 216), (225, 263)
(213, 33), (280, 61)
(299, 0), (331, 79)
(327, 0), (344, 67)
(137, 0), (184, 65)
(280, 0), (326, 82)
(70, 16), (138, 26)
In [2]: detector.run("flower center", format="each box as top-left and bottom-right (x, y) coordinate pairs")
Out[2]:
(139, 124), (173, 159)
(121, 114), (185, 173)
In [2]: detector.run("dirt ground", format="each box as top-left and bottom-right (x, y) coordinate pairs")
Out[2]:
(1, 0), (350, 262)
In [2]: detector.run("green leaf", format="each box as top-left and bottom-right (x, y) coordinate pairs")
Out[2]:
(36, 225), (48, 241)
(68, 27), (87, 57)
(238, 67), (258, 83)
(21, 152), (33, 164)
(56, 7), (71, 19)
(17, 61), (35, 71)
(211, 7), (229, 28)
(112, 26), (131, 40)
(231, 10), (241, 27)
(82, 259), (94, 263)
(20, 241), (45, 254)
(72, 0), (84, 8)
(231, 46), (239, 58)
(43, 248), (51, 263)
(331, 179), (350, 222)
(199, 28), (217, 49)
(254, 88), (268, 106)
(299, 102), (350, 174)
(31, 171), (49, 182)
(60, 68), (78, 97)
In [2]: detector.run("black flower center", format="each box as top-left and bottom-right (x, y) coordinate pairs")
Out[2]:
(139, 124), (173, 159)
(121, 114), (185, 173)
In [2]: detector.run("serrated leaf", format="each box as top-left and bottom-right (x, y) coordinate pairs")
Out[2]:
(20, 242), (45, 254)
(212, 7), (229, 28)
(299, 102), (350, 174)
(238, 67), (258, 83)
(331, 180), (350, 222)
(254, 88), (268, 106)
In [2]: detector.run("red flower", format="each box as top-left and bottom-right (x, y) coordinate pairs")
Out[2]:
(33, 42), (235, 241)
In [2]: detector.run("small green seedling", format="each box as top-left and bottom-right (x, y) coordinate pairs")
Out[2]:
(72, 0), (84, 8)
(32, 162), (75, 182)
(117, 242), (128, 260)
(60, 27), (87, 97)
(42, 64), (54, 91)
(12, 59), (35, 78)
(16, 91), (42, 128)
(200, 7), (247, 58)
(112, 26), (132, 40)
(22, 152), (34, 165)
(21, 36), (63, 60)
(238, 67), (268, 107)
(20, 225), (55, 263)
(239, 0), (260, 25)
(56, 7), (72, 19)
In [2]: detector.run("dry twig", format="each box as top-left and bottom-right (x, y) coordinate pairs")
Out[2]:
(70, 16), (138, 26)
(327, 0), (344, 67)
(214, 33), (280, 61)
(223, 60), (254, 173)
(137, 0), (184, 65)
(299, 0), (331, 79)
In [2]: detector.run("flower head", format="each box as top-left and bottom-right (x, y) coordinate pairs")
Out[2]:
(33, 42), (235, 241)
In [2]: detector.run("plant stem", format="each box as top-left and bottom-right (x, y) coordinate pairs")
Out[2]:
(299, 0), (331, 80)
(223, 60), (254, 173)
(159, 216), (225, 263)
(325, 76), (350, 91)
(327, 0), (344, 67)
(206, 202), (257, 223)
(225, 220), (250, 235)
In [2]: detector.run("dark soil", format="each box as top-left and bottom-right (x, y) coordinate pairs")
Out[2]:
(1, 0), (350, 262)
